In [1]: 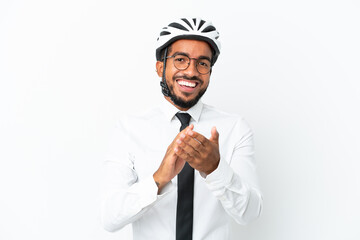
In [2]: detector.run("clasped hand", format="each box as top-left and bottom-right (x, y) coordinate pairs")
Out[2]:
(153, 124), (220, 192)
(174, 124), (220, 175)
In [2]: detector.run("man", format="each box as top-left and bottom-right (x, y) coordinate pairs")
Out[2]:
(101, 18), (262, 240)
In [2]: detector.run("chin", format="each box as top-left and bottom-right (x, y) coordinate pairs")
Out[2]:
(167, 82), (207, 109)
(171, 92), (203, 109)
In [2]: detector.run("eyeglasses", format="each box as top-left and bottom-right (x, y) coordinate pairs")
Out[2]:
(165, 54), (212, 75)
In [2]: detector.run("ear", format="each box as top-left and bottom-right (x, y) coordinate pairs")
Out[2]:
(156, 61), (163, 77)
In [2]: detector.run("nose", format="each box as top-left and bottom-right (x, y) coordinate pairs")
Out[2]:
(182, 59), (199, 76)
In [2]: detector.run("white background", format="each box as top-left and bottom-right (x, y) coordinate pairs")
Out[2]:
(1, 0), (359, 239)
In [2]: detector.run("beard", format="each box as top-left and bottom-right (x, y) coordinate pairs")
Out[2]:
(167, 74), (208, 109)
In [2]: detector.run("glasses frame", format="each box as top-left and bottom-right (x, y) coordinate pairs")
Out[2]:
(164, 54), (212, 75)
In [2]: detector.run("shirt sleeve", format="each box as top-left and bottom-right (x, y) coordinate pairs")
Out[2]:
(100, 120), (174, 232)
(203, 117), (263, 225)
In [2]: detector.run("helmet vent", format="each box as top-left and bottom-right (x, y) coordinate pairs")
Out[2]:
(160, 31), (171, 36)
(181, 18), (194, 30)
(197, 20), (205, 30)
(169, 22), (189, 31)
(202, 25), (216, 33)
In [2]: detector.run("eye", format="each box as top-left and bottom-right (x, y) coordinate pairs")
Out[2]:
(198, 60), (210, 68)
(174, 56), (186, 62)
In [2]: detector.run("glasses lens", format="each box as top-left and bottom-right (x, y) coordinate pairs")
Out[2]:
(196, 59), (211, 74)
(173, 55), (190, 70)
(172, 55), (211, 74)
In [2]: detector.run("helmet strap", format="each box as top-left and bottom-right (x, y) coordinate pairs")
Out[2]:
(160, 47), (171, 97)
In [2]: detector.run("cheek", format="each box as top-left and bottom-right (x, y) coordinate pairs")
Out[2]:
(202, 77), (210, 87)
(165, 68), (177, 83)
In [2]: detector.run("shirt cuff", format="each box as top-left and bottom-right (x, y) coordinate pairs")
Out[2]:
(128, 176), (159, 208)
(122, 176), (175, 216)
(203, 158), (234, 191)
(158, 179), (175, 196)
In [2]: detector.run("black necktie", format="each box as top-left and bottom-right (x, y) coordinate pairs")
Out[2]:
(175, 112), (194, 240)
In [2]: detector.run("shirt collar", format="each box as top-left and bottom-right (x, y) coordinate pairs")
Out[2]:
(160, 98), (204, 123)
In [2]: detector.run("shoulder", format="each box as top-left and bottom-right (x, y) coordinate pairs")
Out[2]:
(201, 103), (253, 136)
(115, 105), (165, 132)
(202, 104), (246, 123)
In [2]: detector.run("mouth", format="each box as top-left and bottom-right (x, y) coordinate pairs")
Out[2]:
(176, 79), (200, 93)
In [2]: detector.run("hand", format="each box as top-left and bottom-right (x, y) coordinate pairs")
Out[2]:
(174, 125), (220, 175)
(153, 126), (193, 193)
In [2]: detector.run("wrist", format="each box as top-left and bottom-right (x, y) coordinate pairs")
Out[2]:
(204, 158), (220, 175)
(153, 171), (167, 193)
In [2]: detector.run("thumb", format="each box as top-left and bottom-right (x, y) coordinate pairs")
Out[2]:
(209, 126), (219, 143)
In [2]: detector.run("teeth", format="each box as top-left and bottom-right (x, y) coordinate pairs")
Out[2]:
(178, 80), (196, 88)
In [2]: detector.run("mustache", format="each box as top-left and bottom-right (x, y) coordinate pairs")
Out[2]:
(173, 74), (203, 83)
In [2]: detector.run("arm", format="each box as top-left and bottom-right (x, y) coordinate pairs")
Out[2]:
(175, 119), (262, 224)
(100, 121), (171, 232)
(204, 125), (263, 224)
(100, 121), (157, 232)
(101, 160), (161, 232)
(101, 121), (190, 232)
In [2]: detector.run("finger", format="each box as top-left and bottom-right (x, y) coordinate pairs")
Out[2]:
(176, 137), (201, 157)
(185, 124), (193, 135)
(182, 134), (205, 152)
(170, 125), (193, 148)
(174, 145), (194, 160)
(209, 126), (219, 143)
(180, 124), (193, 134)
(186, 130), (209, 146)
(179, 132), (202, 149)
(179, 140), (201, 159)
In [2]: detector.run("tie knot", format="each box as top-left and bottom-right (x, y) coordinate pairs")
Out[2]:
(175, 112), (191, 131)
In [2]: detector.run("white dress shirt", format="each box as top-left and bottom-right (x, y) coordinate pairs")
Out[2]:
(101, 100), (262, 240)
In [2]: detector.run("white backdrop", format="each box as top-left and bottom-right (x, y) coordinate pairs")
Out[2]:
(1, 0), (359, 239)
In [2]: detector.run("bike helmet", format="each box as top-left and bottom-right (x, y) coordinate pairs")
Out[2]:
(156, 17), (221, 65)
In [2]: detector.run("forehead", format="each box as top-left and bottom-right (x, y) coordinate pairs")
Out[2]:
(169, 39), (212, 58)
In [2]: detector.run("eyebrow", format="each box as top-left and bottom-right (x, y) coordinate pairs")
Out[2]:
(172, 51), (212, 62)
